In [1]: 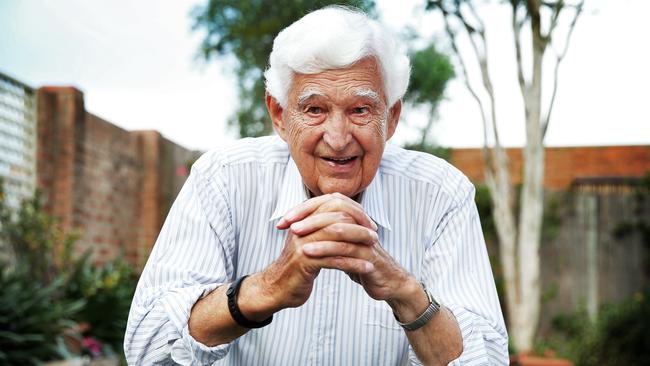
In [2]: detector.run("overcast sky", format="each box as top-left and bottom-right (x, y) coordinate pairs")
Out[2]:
(1, 0), (648, 151)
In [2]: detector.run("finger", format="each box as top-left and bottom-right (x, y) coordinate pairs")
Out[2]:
(314, 198), (377, 231)
(278, 193), (377, 231)
(289, 212), (355, 236)
(315, 256), (374, 274)
(316, 223), (378, 246)
(302, 241), (369, 260)
(277, 195), (334, 229)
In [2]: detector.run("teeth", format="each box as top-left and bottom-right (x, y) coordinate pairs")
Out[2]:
(327, 157), (354, 162)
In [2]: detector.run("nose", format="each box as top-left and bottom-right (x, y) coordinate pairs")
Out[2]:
(322, 111), (352, 151)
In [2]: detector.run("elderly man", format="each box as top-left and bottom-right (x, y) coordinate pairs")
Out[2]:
(125, 6), (507, 366)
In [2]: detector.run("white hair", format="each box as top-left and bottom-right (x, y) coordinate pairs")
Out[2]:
(264, 6), (410, 108)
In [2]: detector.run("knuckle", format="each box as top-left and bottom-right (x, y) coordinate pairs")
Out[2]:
(354, 261), (367, 272)
(345, 245), (357, 257)
(328, 223), (343, 234)
(331, 256), (345, 267)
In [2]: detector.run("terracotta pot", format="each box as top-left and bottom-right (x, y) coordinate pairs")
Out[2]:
(510, 352), (573, 366)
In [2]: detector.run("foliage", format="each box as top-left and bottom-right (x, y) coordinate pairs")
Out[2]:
(64, 252), (137, 355)
(613, 173), (650, 255)
(0, 181), (84, 364)
(402, 42), (454, 148)
(0, 268), (85, 365)
(404, 43), (454, 108)
(0, 187), (77, 285)
(0, 180), (137, 363)
(192, 0), (376, 138)
(551, 290), (650, 366)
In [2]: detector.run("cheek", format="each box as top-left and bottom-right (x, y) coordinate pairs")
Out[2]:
(362, 113), (388, 146)
(285, 111), (321, 155)
(285, 110), (307, 144)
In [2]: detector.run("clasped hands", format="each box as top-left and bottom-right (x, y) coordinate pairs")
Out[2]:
(258, 192), (417, 315)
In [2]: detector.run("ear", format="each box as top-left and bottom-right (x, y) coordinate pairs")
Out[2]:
(385, 100), (402, 141)
(266, 93), (287, 141)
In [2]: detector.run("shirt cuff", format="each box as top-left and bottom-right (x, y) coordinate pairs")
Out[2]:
(170, 324), (231, 365)
(161, 282), (232, 365)
(445, 302), (509, 366)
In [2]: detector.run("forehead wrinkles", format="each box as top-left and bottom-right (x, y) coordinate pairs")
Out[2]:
(291, 59), (385, 105)
(297, 87), (382, 105)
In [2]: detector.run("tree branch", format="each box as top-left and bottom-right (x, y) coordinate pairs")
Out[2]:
(454, 3), (502, 148)
(546, 0), (565, 42)
(541, 0), (583, 138)
(436, 3), (494, 173)
(512, 0), (528, 100)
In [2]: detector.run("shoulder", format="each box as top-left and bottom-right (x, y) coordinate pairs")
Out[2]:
(192, 135), (289, 179)
(380, 143), (474, 205)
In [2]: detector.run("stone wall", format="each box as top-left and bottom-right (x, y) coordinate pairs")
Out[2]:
(537, 182), (649, 336)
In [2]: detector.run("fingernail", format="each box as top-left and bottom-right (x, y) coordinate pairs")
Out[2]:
(371, 220), (378, 231)
(364, 262), (374, 272)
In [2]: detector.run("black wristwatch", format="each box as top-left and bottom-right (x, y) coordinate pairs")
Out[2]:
(226, 275), (273, 329)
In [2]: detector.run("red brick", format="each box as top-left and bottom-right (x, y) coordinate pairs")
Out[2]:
(450, 146), (650, 190)
(36, 87), (200, 270)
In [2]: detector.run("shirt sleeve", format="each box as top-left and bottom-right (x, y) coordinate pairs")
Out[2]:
(124, 162), (235, 365)
(409, 184), (509, 365)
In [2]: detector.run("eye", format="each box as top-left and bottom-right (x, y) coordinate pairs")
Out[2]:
(352, 106), (370, 114)
(306, 106), (324, 115)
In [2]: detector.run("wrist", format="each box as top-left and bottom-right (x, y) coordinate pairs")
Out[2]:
(236, 272), (280, 322)
(386, 276), (429, 322)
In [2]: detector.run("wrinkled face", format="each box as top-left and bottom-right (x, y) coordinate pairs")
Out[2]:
(267, 58), (401, 198)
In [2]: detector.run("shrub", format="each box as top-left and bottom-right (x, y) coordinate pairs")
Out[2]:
(63, 252), (137, 355)
(0, 268), (84, 365)
(552, 290), (650, 366)
(0, 180), (137, 362)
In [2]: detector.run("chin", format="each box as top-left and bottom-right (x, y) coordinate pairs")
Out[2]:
(318, 184), (359, 198)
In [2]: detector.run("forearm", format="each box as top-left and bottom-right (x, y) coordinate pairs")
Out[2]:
(189, 272), (278, 346)
(388, 277), (463, 365)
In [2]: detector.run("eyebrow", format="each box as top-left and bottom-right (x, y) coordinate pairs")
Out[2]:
(297, 89), (325, 106)
(352, 89), (381, 105)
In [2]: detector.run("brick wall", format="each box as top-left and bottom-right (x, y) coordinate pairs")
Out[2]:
(450, 146), (650, 190)
(37, 87), (200, 268)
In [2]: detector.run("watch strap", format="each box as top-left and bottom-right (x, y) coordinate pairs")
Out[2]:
(394, 283), (440, 331)
(226, 275), (273, 329)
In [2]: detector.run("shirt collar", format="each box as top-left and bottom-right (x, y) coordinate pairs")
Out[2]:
(360, 170), (392, 231)
(269, 156), (392, 231)
(270, 157), (309, 222)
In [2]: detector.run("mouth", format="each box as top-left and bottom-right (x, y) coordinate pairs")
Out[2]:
(321, 156), (358, 165)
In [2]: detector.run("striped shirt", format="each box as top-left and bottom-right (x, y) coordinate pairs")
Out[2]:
(124, 136), (508, 365)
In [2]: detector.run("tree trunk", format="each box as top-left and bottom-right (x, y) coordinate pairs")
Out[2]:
(512, 18), (546, 350)
(431, 0), (584, 352)
(485, 149), (519, 339)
